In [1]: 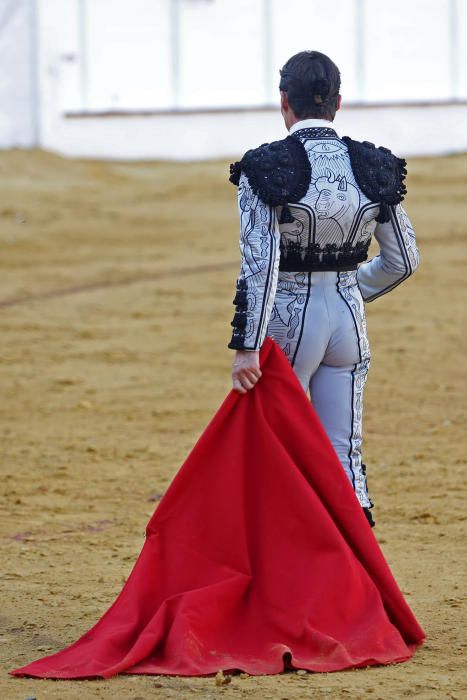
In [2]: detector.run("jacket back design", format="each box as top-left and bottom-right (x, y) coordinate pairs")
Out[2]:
(228, 126), (418, 351)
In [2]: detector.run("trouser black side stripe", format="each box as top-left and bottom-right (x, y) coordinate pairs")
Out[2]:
(291, 271), (312, 367)
(347, 364), (357, 490)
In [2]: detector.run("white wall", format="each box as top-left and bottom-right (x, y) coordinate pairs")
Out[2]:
(49, 0), (467, 112)
(0, 0), (37, 148)
(1, 0), (467, 159)
(40, 103), (467, 161)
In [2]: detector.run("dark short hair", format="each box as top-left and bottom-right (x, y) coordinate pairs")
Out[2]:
(279, 51), (341, 121)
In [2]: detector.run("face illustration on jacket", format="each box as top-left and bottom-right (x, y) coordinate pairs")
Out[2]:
(280, 217), (305, 246)
(306, 140), (352, 180)
(315, 172), (360, 221)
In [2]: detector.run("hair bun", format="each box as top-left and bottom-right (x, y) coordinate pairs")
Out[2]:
(311, 77), (330, 103)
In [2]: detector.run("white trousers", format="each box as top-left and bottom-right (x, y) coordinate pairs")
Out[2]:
(266, 269), (372, 508)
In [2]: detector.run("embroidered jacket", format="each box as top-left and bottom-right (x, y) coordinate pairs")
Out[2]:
(228, 119), (419, 351)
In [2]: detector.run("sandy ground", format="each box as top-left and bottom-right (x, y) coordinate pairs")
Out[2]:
(0, 148), (465, 700)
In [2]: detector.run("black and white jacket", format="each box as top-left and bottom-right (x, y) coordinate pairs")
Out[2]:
(228, 118), (419, 351)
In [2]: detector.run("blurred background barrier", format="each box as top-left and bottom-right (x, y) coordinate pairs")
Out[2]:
(1, 4), (466, 698)
(1, 0), (467, 159)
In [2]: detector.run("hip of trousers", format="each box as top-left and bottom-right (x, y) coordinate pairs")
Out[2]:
(268, 269), (370, 386)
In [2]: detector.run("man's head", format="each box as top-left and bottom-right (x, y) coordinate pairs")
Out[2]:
(279, 51), (342, 129)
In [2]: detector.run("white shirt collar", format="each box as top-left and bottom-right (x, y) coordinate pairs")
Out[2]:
(289, 118), (339, 136)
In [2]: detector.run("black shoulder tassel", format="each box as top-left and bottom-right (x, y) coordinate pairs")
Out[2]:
(375, 201), (391, 224)
(229, 161), (242, 185)
(279, 204), (295, 224)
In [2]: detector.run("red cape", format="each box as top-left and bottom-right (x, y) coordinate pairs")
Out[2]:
(9, 336), (424, 679)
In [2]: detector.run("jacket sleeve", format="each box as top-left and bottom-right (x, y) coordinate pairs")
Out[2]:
(356, 203), (420, 302)
(228, 171), (281, 350)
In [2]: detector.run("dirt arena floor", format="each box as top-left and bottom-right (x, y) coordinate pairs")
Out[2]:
(0, 148), (465, 700)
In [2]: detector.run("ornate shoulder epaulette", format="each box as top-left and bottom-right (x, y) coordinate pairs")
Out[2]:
(229, 135), (311, 224)
(341, 136), (407, 223)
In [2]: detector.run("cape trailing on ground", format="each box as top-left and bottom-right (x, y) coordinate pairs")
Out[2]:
(9, 337), (424, 680)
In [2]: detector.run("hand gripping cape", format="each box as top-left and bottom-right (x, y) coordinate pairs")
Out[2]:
(9, 337), (424, 680)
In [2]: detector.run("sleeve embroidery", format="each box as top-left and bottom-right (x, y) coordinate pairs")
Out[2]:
(228, 173), (281, 350)
(356, 203), (420, 302)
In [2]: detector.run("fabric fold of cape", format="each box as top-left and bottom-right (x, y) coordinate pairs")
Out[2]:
(10, 336), (424, 680)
